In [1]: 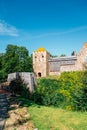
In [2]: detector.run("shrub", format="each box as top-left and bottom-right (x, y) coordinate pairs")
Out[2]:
(10, 76), (30, 98)
(59, 71), (83, 110)
(73, 70), (87, 111)
(10, 70), (87, 111)
(32, 78), (62, 106)
(0, 70), (7, 83)
(32, 71), (85, 111)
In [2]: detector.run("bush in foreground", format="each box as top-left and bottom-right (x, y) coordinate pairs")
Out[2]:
(32, 71), (87, 111)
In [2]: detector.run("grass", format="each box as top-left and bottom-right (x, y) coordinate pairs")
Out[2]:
(18, 96), (87, 130)
(29, 105), (87, 130)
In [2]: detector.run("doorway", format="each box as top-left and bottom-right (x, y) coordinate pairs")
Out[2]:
(38, 72), (42, 77)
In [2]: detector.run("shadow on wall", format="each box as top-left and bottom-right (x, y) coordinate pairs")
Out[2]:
(7, 72), (37, 93)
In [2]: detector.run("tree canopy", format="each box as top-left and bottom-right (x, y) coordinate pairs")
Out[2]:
(0, 44), (33, 81)
(60, 54), (66, 57)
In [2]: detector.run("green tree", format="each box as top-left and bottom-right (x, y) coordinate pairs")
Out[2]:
(60, 54), (66, 57)
(0, 53), (3, 69)
(1, 44), (33, 78)
(0, 53), (6, 81)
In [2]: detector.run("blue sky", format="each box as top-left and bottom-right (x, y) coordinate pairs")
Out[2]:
(0, 0), (87, 56)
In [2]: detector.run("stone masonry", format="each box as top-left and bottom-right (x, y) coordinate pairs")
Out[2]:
(33, 43), (87, 77)
(7, 72), (37, 93)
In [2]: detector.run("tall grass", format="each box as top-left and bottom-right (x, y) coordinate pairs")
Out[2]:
(29, 104), (87, 130)
(18, 96), (87, 130)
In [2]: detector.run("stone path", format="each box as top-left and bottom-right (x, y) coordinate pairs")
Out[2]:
(0, 91), (9, 130)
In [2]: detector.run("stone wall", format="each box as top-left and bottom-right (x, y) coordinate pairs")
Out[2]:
(7, 72), (37, 93)
(33, 43), (87, 77)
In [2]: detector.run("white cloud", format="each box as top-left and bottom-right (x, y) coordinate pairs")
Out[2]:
(31, 26), (87, 39)
(0, 20), (19, 36)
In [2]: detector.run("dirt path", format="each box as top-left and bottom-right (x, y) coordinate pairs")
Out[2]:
(0, 89), (37, 130)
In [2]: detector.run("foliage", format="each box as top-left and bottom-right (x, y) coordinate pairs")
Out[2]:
(0, 44), (33, 81)
(73, 70), (87, 111)
(0, 53), (7, 82)
(10, 76), (30, 98)
(32, 78), (62, 106)
(50, 54), (58, 58)
(59, 72), (83, 108)
(60, 54), (66, 57)
(9, 68), (87, 111)
(8, 67), (87, 111)
(32, 71), (86, 111)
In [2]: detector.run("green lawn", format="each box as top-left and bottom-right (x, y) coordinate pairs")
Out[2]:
(29, 105), (87, 130)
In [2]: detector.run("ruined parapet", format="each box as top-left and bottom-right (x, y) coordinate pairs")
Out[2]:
(7, 72), (37, 93)
(7, 72), (19, 82)
(19, 72), (37, 93)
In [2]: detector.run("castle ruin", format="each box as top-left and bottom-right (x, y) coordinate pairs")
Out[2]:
(33, 43), (87, 77)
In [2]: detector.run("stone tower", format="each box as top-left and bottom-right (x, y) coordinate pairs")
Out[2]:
(33, 48), (50, 77)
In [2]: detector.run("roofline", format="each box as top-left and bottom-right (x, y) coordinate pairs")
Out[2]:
(49, 56), (77, 62)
